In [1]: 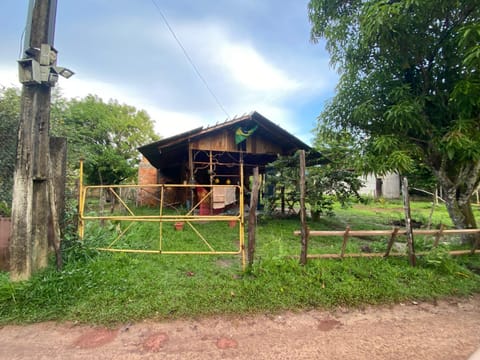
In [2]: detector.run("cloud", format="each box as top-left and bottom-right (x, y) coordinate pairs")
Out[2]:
(59, 76), (208, 138)
(60, 77), (124, 102)
(0, 65), (206, 138)
(0, 5), (335, 147)
(154, 19), (321, 141)
(147, 19), (302, 95)
(0, 66), (20, 88)
(144, 108), (207, 137)
(218, 43), (300, 93)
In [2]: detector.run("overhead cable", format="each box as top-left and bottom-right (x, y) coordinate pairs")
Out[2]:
(149, 0), (231, 119)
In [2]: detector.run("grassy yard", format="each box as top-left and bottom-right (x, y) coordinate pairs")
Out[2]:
(0, 199), (479, 325)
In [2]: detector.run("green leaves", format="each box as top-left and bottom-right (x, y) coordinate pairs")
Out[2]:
(459, 23), (480, 68)
(385, 98), (426, 134)
(55, 95), (160, 184)
(309, 0), (480, 233)
(442, 124), (480, 162)
(1, 87), (160, 187)
(0, 87), (21, 205)
(265, 150), (363, 219)
(310, 0), (480, 171)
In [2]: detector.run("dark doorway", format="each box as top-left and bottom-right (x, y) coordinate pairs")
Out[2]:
(375, 178), (383, 198)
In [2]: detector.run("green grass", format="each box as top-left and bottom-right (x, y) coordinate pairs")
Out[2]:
(82, 219), (240, 253)
(0, 199), (479, 325)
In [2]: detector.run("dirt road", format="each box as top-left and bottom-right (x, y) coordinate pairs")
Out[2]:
(1, 295), (479, 360)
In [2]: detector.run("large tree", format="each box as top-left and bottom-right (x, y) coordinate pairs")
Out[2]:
(1, 88), (160, 187)
(53, 95), (159, 184)
(309, 0), (480, 243)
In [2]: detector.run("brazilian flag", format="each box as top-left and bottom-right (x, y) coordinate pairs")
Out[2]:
(235, 125), (258, 145)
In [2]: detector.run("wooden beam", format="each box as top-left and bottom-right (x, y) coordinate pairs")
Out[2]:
(188, 142), (194, 183)
(433, 223), (445, 247)
(384, 227), (399, 257)
(293, 229), (480, 237)
(340, 226), (350, 258)
(402, 177), (416, 266)
(247, 167), (260, 266)
(290, 249), (478, 259)
(298, 150), (308, 265)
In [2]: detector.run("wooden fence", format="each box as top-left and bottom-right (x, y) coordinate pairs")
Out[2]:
(294, 150), (479, 266)
(293, 227), (480, 261)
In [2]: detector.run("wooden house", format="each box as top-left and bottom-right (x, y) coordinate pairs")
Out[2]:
(137, 111), (323, 208)
(358, 173), (401, 199)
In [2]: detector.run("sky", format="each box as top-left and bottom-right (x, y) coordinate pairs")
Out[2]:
(0, 0), (338, 145)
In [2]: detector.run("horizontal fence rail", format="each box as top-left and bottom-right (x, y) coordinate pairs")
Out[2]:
(293, 228), (480, 237)
(294, 227), (480, 260)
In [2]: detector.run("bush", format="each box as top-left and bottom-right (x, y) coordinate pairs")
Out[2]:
(0, 201), (11, 217)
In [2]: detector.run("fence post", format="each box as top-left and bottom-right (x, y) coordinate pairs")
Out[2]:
(299, 150), (308, 265)
(433, 224), (444, 247)
(340, 226), (350, 258)
(472, 233), (480, 255)
(384, 227), (399, 257)
(402, 177), (416, 266)
(247, 167), (260, 266)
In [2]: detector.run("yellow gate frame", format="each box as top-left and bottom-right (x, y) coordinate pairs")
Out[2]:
(78, 160), (246, 269)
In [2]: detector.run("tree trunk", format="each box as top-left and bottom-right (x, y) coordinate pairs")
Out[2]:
(432, 160), (480, 247)
(443, 186), (478, 245)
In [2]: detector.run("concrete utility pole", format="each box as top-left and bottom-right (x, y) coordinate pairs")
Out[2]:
(10, 0), (70, 280)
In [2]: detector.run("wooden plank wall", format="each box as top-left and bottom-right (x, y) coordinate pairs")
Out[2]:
(192, 131), (282, 154)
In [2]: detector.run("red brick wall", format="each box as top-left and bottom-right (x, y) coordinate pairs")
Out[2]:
(137, 156), (159, 206)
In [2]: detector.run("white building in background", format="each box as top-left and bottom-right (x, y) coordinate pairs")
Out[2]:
(358, 173), (401, 199)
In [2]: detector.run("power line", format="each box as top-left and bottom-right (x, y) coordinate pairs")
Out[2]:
(19, 28), (26, 58)
(149, 0), (230, 119)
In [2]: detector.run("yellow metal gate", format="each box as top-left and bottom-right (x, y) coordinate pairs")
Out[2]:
(78, 161), (246, 269)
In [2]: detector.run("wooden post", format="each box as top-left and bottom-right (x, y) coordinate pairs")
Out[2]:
(472, 236), (480, 254)
(208, 150), (213, 185)
(49, 137), (67, 235)
(10, 0), (59, 280)
(48, 167), (62, 270)
(188, 143), (194, 183)
(280, 185), (285, 214)
(188, 144), (194, 211)
(384, 227), (399, 257)
(48, 137), (66, 270)
(340, 226), (350, 258)
(427, 198), (435, 230)
(247, 167), (260, 266)
(209, 150), (213, 214)
(402, 177), (416, 266)
(433, 223), (444, 248)
(299, 150), (308, 265)
(78, 159), (85, 239)
(239, 157), (246, 270)
(472, 191), (480, 251)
